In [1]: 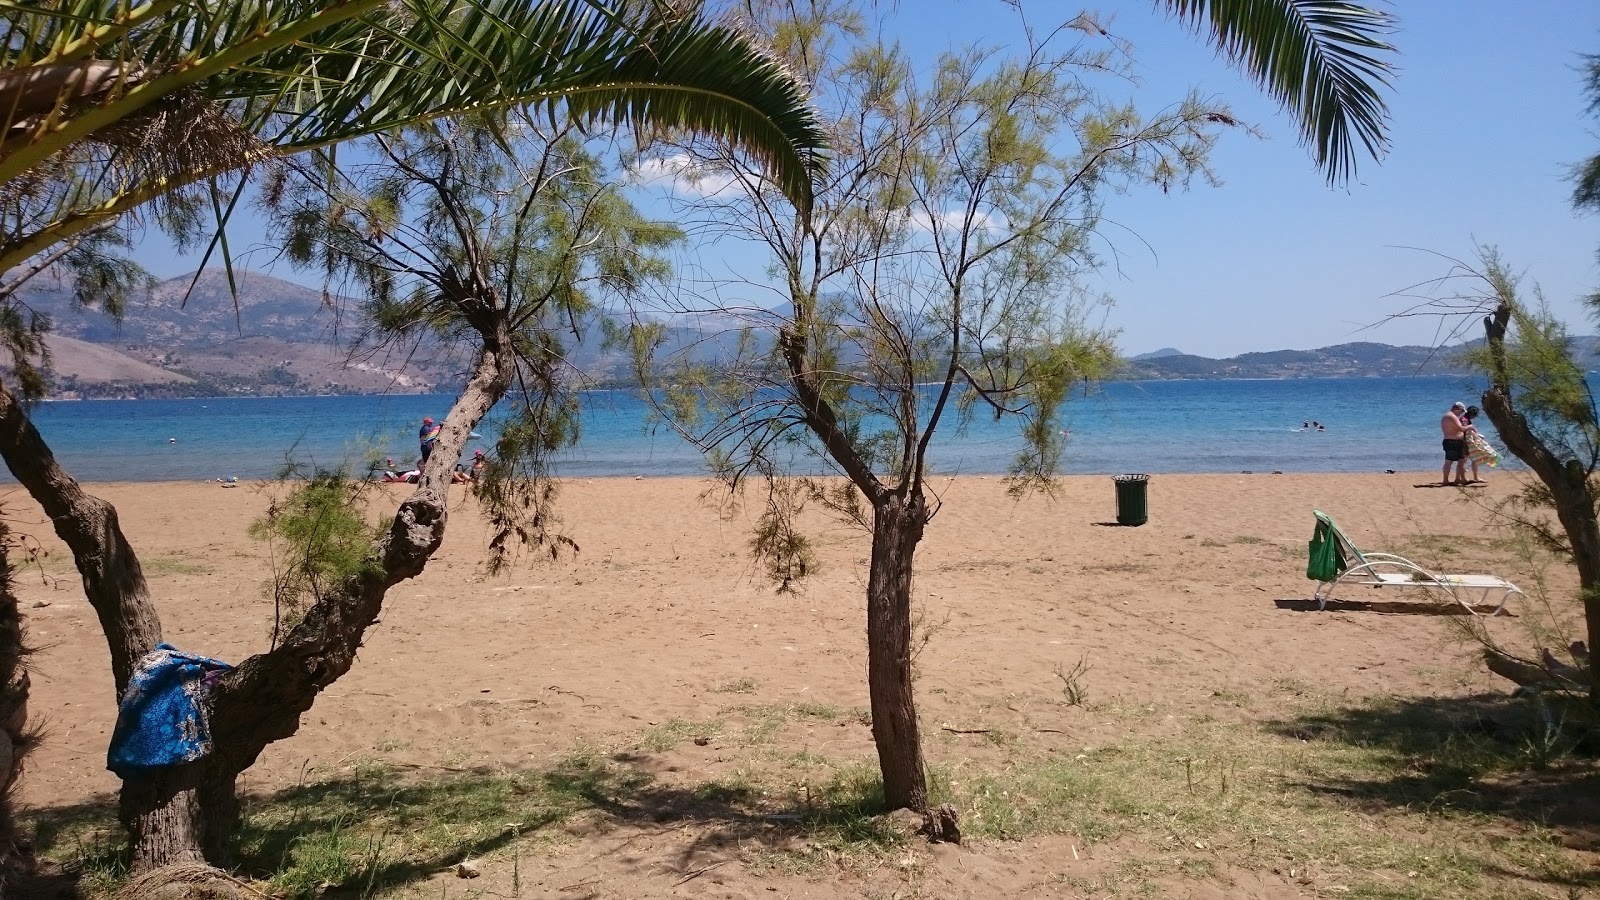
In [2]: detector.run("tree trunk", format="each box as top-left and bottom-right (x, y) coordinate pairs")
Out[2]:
(119, 767), (238, 870)
(0, 379), (164, 695)
(0, 326), (513, 869)
(1480, 305), (1600, 701)
(113, 334), (517, 869)
(0, 519), (34, 891)
(866, 492), (928, 812)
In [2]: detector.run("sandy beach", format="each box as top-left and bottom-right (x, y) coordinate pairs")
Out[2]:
(12, 472), (1588, 897)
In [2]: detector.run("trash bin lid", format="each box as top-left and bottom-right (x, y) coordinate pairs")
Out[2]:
(1113, 473), (1149, 482)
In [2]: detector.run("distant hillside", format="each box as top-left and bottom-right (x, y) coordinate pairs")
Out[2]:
(0, 335), (195, 389)
(12, 270), (469, 397)
(1130, 347), (1185, 361)
(12, 267), (1600, 397)
(1119, 339), (1600, 379)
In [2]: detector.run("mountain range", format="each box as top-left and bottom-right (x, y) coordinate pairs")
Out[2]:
(4, 268), (1583, 398)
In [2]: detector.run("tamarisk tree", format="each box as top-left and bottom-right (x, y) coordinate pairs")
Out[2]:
(634, 0), (1393, 813)
(1394, 249), (1600, 698)
(1389, 57), (1600, 700)
(263, 110), (684, 573)
(0, 1), (822, 875)
(633, 0), (1249, 812)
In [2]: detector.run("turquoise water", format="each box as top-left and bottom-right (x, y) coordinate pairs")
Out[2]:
(15, 375), (1503, 482)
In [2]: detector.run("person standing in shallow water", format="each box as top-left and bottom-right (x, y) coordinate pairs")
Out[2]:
(1440, 401), (1468, 486)
(418, 416), (441, 463)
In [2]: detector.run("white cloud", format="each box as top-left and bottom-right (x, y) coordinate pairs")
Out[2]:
(906, 208), (1007, 235)
(629, 153), (740, 198)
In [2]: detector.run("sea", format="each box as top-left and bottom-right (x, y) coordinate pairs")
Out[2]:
(11, 375), (1506, 483)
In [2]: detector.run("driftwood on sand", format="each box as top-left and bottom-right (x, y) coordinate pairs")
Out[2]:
(1483, 642), (1590, 692)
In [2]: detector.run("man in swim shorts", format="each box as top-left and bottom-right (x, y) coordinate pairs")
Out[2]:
(1440, 401), (1467, 485)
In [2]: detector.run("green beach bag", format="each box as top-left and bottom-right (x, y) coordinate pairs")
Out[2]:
(1306, 517), (1345, 582)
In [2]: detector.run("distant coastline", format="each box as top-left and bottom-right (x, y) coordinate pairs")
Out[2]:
(22, 345), (1482, 400)
(11, 267), (1597, 400)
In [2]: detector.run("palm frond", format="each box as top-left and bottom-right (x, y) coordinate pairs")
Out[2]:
(0, 0), (825, 272)
(239, 1), (826, 211)
(1159, 0), (1395, 184)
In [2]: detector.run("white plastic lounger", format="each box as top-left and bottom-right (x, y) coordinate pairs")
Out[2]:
(1307, 510), (1524, 616)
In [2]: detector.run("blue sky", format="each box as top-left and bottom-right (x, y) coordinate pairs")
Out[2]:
(1040, 1), (1600, 357)
(141, 1), (1600, 359)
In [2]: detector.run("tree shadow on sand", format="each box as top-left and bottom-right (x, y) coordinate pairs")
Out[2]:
(1273, 596), (1506, 616)
(1267, 691), (1600, 884)
(26, 753), (894, 897)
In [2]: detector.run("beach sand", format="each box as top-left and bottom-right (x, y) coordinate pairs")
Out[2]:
(12, 472), (1577, 896)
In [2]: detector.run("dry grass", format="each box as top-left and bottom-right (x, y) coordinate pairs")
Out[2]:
(34, 687), (1600, 899)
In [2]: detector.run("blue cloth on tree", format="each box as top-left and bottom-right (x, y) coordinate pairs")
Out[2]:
(107, 643), (232, 777)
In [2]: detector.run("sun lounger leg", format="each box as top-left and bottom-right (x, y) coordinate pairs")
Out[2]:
(1489, 586), (1522, 617)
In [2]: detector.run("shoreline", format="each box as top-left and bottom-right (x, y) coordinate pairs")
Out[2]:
(0, 470), (1477, 488)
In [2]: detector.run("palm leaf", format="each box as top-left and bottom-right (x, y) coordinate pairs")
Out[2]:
(0, 0), (826, 273)
(233, 2), (826, 208)
(1159, 0), (1395, 184)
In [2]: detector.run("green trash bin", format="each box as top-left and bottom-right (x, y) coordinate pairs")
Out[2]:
(1113, 474), (1149, 526)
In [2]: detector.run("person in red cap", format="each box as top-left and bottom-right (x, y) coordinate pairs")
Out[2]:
(418, 416), (441, 463)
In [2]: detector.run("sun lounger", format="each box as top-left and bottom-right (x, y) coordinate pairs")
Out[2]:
(1306, 510), (1523, 616)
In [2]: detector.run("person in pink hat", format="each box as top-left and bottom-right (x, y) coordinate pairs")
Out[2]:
(454, 449), (487, 484)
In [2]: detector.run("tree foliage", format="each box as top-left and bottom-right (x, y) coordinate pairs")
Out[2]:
(1572, 52), (1600, 218)
(249, 472), (386, 648)
(266, 112), (680, 570)
(638, 1), (1218, 546)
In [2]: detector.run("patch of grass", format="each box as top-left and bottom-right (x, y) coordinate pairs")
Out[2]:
(35, 692), (1600, 899)
(1083, 562), (1153, 575)
(808, 766), (900, 838)
(35, 751), (650, 899)
(712, 677), (759, 694)
(640, 718), (722, 752)
(733, 709), (790, 746)
(719, 703), (870, 746)
(792, 702), (840, 721)
(1198, 538), (1228, 548)
(692, 775), (760, 806)
(41, 818), (126, 897)
(1270, 675), (1313, 697)
(1209, 688), (1251, 707)
(1233, 535), (1267, 545)
(141, 555), (212, 577)
(724, 691), (1600, 897)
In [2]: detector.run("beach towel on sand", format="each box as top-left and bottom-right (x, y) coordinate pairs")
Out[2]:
(107, 644), (232, 777)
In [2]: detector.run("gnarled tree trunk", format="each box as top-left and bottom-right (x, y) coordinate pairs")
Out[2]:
(866, 492), (928, 812)
(0, 518), (34, 891)
(0, 326), (516, 870)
